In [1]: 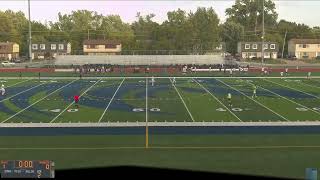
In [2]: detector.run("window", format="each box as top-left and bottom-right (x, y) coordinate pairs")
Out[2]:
(105, 44), (116, 49)
(263, 44), (268, 50)
(88, 45), (97, 49)
(270, 44), (276, 49)
(32, 44), (38, 50)
(252, 44), (258, 49)
(245, 44), (250, 49)
(302, 52), (309, 58)
(40, 44), (45, 50)
(58, 44), (64, 50)
(51, 44), (56, 50)
(299, 44), (303, 48)
(302, 44), (308, 48)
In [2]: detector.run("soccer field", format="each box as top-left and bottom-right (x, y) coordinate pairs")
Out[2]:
(0, 76), (320, 123)
(1, 76), (320, 179)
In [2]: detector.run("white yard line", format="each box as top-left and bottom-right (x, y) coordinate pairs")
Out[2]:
(50, 79), (101, 123)
(5, 79), (30, 88)
(0, 82), (45, 103)
(299, 81), (320, 90)
(98, 78), (125, 123)
(1, 80), (77, 123)
(245, 80), (320, 116)
(194, 79), (242, 122)
(216, 78), (289, 121)
(169, 78), (195, 122)
(263, 79), (319, 99)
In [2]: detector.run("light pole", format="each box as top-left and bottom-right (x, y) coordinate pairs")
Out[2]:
(28, 0), (32, 62)
(261, 0), (265, 66)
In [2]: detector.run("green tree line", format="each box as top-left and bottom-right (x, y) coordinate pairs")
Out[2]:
(0, 0), (319, 56)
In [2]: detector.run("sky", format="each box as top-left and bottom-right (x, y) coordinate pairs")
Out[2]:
(0, 0), (320, 27)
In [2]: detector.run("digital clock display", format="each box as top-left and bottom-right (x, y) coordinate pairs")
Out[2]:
(1, 160), (55, 178)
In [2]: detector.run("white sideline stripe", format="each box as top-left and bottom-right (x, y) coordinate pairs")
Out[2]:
(216, 79), (289, 121)
(263, 79), (320, 99)
(0, 81), (44, 103)
(3, 121), (320, 127)
(1, 146), (320, 150)
(98, 78), (125, 123)
(244, 80), (320, 116)
(170, 78), (195, 122)
(194, 79), (242, 122)
(50, 79), (102, 123)
(1, 80), (77, 123)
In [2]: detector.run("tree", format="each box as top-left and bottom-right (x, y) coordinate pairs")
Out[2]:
(226, 0), (278, 35)
(50, 10), (134, 54)
(131, 13), (160, 53)
(221, 21), (244, 54)
(188, 7), (220, 54)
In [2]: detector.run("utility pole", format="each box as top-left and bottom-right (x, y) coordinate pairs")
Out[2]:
(281, 30), (288, 59)
(87, 29), (90, 40)
(261, 0), (265, 66)
(28, 0), (32, 62)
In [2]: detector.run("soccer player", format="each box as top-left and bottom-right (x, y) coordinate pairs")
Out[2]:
(172, 77), (176, 85)
(0, 84), (5, 96)
(307, 72), (311, 79)
(151, 76), (155, 86)
(252, 84), (257, 98)
(285, 68), (288, 76)
(229, 69), (233, 77)
(74, 95), (80, 108)
(280, 71), (284, 77)
(227, 93), (232, 107)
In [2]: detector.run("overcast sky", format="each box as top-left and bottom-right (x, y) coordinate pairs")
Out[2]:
(1, 0), (320, 27)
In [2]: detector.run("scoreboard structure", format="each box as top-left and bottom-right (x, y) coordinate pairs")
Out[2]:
(0, 160), (55, 178)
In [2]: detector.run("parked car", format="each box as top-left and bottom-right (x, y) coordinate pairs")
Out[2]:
(13, 59), (21, 63)
(1, 61), (15, 67)
(287, 55), (297, 60)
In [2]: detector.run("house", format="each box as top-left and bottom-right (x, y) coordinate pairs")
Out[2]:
(83, 39), (121, 55)
(237, 42), (279, 59)
(0, 42), (19, 61)
(288, 39), (320, 59)
(32, 42), (71, 60)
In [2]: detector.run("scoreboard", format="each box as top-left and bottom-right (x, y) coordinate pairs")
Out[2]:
(0, 160), (55, 178)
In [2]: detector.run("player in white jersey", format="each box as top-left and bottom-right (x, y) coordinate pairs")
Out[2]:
(151, 76), (155, 86)
(172, 77), (176, 85)
(280, 72), (284, 77)
(227, 93), (232, 107)
(307, 72), (311, 79)
(252, 84), (257, 98)
(0, 84), (5, 96)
